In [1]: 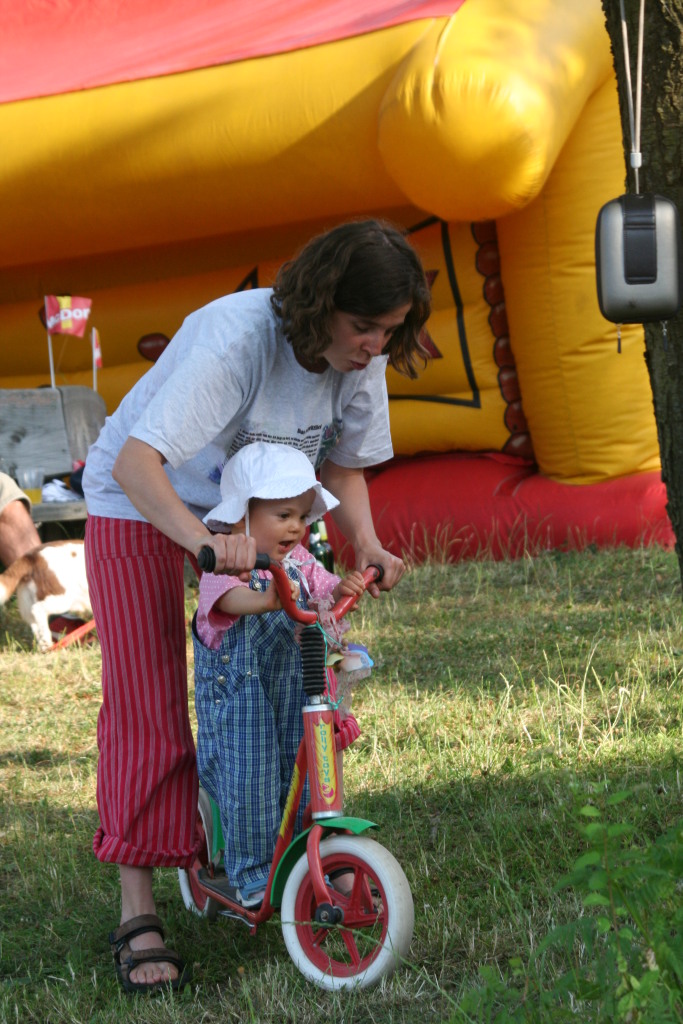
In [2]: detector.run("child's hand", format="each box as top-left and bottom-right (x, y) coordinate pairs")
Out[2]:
(333, 570), (365, 602)
(263, 576), (300, 611)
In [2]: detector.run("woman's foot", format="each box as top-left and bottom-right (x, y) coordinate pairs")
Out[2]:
(116, 865), (183, 989)
(109, 914), (189, 993)
(127, 925), (179, 986)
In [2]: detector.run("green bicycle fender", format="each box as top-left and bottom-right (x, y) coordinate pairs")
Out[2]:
(270, 817), (379, 908)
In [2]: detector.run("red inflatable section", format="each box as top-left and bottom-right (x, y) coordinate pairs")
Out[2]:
(0, 0), (462, 103)
(324, 454), (674, 564)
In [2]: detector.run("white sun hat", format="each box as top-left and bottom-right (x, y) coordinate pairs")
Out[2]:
(203, 441), (339, 532)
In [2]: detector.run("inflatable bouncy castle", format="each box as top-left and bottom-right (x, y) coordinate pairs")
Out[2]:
(0, 0), (673, 559)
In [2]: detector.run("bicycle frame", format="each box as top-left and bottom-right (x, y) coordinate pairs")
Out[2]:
(187, 552), (381, 934)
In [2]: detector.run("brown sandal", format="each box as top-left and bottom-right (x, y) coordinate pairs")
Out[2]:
(109, 914), (191, 994)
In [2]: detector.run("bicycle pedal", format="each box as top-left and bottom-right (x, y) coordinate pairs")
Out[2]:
(218, 907), (256, 927)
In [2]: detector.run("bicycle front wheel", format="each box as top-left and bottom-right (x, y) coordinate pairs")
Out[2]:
(281, 834), (414, 990)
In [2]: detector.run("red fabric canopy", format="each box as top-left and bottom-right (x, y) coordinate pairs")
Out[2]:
(0, 0), (464, 103)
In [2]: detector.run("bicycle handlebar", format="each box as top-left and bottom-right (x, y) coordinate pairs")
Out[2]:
(198, 547), (271, 574)
(196, 546), (383, 624)
(331, 564), (383, 620)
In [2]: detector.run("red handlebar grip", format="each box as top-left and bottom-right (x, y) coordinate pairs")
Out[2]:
(331, 564), (383, 621)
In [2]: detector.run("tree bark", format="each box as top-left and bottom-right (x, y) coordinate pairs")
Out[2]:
(601, 0), (683, 581)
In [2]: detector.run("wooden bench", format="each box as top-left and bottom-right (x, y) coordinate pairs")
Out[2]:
(0, 386), (106, 532)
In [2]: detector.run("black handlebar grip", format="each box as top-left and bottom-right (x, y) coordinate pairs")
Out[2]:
(367, 562), (385, 583)
(197, 546), (216, 573)
(198, 548), (271, 574)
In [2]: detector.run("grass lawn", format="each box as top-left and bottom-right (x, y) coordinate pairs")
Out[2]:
(0, 544), (681, 1022)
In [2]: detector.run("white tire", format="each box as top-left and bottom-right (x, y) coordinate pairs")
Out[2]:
(178, 787), (219, 920)
(281, 834), (414, 990)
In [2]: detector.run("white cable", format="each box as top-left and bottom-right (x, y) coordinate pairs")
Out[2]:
(634, 0), (645, 164)
(619, 0), (646, 192)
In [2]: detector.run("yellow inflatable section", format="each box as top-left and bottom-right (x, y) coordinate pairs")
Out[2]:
(0, 0), (659, 487)
(378, 0), (612, 219)
(495, 76), (657, 482)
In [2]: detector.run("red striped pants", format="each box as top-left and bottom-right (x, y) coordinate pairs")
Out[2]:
(85, 516), (200, 868)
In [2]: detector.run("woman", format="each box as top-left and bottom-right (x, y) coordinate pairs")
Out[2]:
(83, 218), (431, 992)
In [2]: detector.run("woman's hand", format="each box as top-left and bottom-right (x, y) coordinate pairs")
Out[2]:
(355, 545), (405, 597)
(193, 532), (257, 575)
(321, 462), (405, 598)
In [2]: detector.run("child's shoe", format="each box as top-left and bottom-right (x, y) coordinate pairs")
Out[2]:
(235, 876), (267, 908)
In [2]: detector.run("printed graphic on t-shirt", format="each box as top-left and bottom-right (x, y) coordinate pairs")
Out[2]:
(227, 421), (342, 469)
(317, 420), (343, 466)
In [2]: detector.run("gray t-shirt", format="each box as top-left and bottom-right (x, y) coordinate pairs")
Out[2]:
(83, 288), (393, 521)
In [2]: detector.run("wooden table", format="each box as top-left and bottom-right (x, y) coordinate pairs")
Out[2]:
(31, 500), (87, 523)
(31, 500), (87, 543)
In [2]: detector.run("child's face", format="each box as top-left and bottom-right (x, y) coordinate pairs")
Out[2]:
(234, 489), (316, 560)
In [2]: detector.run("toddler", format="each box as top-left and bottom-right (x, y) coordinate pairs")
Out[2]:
(193, 442), (366, 907)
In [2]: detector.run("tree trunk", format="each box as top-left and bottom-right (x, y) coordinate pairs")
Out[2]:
(601, 0), (683, 582)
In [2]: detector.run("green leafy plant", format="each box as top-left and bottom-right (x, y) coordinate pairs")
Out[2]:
(454, 790), (683, 1023)
(547, 790), (682, 1022)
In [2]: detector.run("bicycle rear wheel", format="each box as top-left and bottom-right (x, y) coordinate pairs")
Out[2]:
(178, 787), (219, 920)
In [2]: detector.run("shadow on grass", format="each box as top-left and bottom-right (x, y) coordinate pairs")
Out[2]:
(2, 748), (679, 999)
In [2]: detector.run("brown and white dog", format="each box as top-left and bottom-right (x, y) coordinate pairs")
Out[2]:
(0, 540), (91, 651)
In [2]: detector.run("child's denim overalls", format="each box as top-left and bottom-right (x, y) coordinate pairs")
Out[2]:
(193, 567), (311, 892)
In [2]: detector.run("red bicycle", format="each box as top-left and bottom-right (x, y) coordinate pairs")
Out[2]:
(178, 550), (414, 990)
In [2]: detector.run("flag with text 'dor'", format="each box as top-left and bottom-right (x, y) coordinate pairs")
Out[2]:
(44, 295), (92, 336)
(44, 295), (93, 387)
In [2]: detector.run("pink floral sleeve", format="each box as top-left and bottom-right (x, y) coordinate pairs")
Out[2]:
(196, 572), (249, 650)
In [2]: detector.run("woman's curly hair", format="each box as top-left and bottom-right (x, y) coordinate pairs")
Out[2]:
(270, 219), (431, 379)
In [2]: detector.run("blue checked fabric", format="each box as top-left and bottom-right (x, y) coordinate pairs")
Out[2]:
(193, 568), (311, 891)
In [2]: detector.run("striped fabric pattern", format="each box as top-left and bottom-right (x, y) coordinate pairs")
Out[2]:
(85, 516), (200, 868)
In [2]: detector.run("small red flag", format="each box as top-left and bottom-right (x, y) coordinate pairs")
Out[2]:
(44, 295), (92, 337)
(92, 326), (103, 369)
